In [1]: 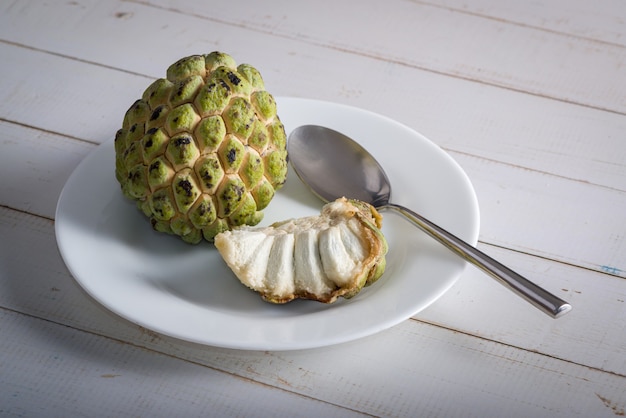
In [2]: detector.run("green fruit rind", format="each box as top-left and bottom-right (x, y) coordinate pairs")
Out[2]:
(114, 51), (287, 243)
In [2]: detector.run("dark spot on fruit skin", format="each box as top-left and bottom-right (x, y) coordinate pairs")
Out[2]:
(223, 185), (244, 201)
(127, 171), (141, 181)
(221, 185), (244, 215)
(200, 170), (214, 189)
(227, 148), (237, 163)
(226, 71), (241, 86)
(152, 206), (166, 217)
(206, 80), (231, 94)
(145, 138), (153, 148)
(147, 127), (158, 135)
(123, 143), (137, 159)
(129, 124), (137, 133)
(178, 179), (194, 196)
(150, 107), (163, 121)
(173, 117), (179, 123)
(149, 160), (161, 172)
(175, 136), (192, 146)
(219, 79), (231, 91)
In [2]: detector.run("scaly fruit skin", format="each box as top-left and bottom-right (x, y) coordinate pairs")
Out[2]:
(114, 52), (288, 244)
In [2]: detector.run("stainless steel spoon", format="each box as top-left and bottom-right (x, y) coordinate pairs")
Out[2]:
(287, 125), (572, 318)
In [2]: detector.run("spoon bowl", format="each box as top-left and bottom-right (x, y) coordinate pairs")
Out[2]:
(287, 125), (392, 207)
(288, 125), (571, 318)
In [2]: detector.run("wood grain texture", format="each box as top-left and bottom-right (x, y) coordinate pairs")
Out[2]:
(1, 202), (624, 377)
(1, 275), (624, 417)
(0, 121), (94, 218)
(1, 211), (624, 417)
(422, 0), (626, 46)
(135, 0), (626, 113)
(1, 1), (624, 188)
(0, 310), (366, 418)
(1, 0), (625, 416)
(1, 45), (623, 277)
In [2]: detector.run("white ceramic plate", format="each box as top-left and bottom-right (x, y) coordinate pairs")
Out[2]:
(55, 97), (479, 351)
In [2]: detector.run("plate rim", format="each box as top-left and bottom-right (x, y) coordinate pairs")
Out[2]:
(55, 96), (480, 350)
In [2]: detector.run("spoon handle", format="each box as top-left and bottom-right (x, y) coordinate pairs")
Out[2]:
(382, 203), (572, 318)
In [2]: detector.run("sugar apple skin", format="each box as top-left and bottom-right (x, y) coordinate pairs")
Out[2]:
(115, 52), (288, 244)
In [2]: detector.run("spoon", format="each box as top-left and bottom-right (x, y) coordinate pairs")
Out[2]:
(287, 125), (572, 318)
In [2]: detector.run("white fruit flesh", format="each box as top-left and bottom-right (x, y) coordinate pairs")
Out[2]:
(214, 197), (387, 303)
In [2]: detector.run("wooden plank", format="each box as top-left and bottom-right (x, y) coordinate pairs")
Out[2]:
(0, 43), (150, 143)
(1, 271), (625, 417)
(1, 90), (624, 275)
(0, 310), (365, 418)
(1, 205), (625, 377)
(132, 0), (626, 113)
(1, 2), (624, 417)
(3, 112), (625, 282)
(419, 243), (626, 373)
(449, 150), (626, 277)
(422, 0), (626, 46)
(0, 17), (624, 193)
(0, 121), (94, 218)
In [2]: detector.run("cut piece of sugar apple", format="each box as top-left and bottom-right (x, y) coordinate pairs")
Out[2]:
(114, 51), (288, 244)
(214, 198), (388, 304)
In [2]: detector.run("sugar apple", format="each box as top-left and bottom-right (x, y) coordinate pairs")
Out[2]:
(214, 198), (388, 303)
(114, 52), (288, 244)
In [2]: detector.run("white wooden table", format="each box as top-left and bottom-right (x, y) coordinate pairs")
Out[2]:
(1, 1), (625, 416)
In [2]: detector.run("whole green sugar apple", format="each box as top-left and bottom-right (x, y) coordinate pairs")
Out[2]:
(114, 52), (288, 244)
